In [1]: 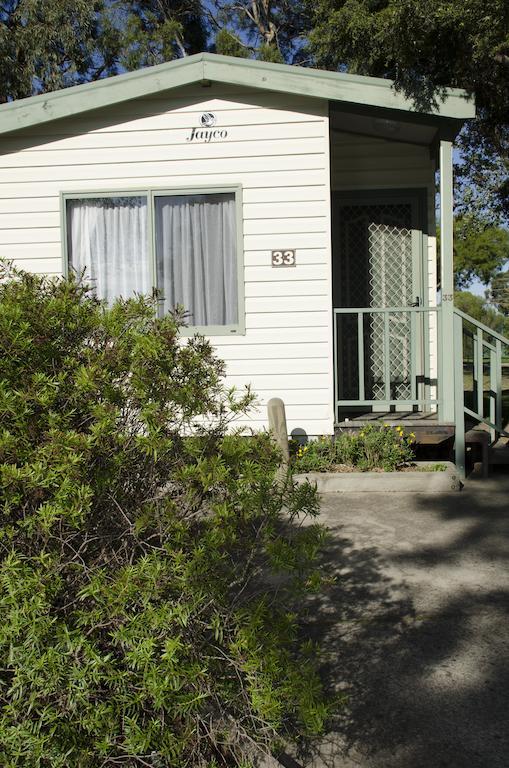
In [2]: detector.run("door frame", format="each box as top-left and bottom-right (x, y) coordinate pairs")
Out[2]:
(331, 188), (430, 417)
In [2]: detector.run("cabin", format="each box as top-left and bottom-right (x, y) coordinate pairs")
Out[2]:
(0, 53), (507, 476)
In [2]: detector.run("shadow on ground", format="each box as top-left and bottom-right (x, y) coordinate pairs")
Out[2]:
(294, 471), (509, 768)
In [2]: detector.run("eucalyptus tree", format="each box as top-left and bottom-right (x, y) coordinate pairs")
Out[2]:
(211, 0), (310, 62)
(0, 0), (101, 102)
(0, 0), (208, 102)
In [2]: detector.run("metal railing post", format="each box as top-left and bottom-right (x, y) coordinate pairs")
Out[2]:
(495, 339), (503, 433)
(383, 310), (390, 401)
(490, 348), (497, 443)
(357, 312), (365, 401)
(333, 310), (338, 424)
(475, 327), (483, 419)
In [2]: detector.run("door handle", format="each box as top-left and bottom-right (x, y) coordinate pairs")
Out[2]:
(410, 296), (420, 307)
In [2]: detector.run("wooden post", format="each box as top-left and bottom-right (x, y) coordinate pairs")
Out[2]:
(267, 398), (290, 472)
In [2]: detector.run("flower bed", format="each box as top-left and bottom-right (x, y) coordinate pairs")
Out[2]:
(292, 424), (416, 474)
(291, 427), (461, 492)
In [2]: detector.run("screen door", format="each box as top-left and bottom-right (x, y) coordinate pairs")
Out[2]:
(333, 194), (425, 405)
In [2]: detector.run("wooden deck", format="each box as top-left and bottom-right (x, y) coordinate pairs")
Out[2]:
(336, 411), (454, 434)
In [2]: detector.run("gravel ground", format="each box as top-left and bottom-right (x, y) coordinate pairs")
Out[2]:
(290, 471), (509, 768)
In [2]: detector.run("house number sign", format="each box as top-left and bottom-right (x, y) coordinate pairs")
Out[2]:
(271, 249), (296, 267)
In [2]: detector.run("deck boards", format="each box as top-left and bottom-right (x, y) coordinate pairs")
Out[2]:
(336, 411), (454, 431)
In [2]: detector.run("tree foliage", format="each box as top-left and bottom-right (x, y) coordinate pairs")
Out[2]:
(211, 1), (309, 62)
(452, 220), (509, 289)
(106, 0), (208, 71)
(0, 0), (208, 102)
(0, 0), (101, 102)
(0, 266), (328, 767)
(454, 289), (508, 335)
(487, 269), (509, 315)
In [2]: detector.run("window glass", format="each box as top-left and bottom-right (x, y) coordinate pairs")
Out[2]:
(66, 196), (149, 304)
(154, 193), (237, 326)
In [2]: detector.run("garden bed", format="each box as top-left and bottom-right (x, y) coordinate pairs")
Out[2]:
(291, 427), (462, 492)
(295, 461), (462, 493)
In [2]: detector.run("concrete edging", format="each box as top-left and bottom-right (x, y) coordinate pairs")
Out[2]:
(294, 461), (462, 493)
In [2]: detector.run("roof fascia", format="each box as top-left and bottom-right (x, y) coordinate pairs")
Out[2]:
(0, 56), (206, 136)
(0, 52), (475, 137)
(202, 55), (475, 121)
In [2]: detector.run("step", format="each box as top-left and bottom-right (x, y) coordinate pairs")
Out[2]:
(467, 423), (509, 472)
(489, 440), (509, 465)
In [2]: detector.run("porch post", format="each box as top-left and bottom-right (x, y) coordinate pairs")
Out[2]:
(439, 139), (455, 422)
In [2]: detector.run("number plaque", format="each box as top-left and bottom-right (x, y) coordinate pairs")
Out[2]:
(271, 249), (296, 267)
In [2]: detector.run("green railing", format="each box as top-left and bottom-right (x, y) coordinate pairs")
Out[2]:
(333, 307), (441, 418)
(453, 308), (509, 477)
(334, 305), (509, 477)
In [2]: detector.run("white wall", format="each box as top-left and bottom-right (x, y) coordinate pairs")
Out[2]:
(0, 84), (334, 436)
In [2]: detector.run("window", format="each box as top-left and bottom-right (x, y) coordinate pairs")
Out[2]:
(154, 193), (237, 326)
(66, 195), (150, 304)
(64, 187), (243, 334)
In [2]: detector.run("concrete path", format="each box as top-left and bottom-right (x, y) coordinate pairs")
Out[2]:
(295, 472), (509, 768)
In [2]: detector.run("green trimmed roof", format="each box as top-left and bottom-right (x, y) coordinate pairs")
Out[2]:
(0, 52), (475, 136)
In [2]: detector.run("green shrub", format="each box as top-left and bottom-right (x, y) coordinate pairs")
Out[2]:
(0, 265), (328, 767)
(293, 424), (415, 473)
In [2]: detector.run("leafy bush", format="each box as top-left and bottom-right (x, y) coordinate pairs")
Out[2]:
(0, 266), (328, 767)
(293, 425), (415, 473)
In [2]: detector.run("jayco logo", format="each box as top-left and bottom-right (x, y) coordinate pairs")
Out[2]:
(186, 112), (228, 143)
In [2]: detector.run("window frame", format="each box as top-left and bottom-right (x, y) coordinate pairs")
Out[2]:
(61, 185), (245, 336)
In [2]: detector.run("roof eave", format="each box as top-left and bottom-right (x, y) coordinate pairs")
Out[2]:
(202, 56), (475, 121)
(0, 52), (475, 137)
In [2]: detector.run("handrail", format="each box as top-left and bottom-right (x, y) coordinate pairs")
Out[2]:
(333, 305), (508, 479)
(333, 306), (440, 418)
(334, 306), (438, 314)
(463, 409), (509, 437)
(454, 307), (509, 346)
(453, 308), (509, 477)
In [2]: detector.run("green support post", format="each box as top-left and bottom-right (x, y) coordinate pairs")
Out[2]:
(439, 139), (455, 423)
(454, 313), (466, 478)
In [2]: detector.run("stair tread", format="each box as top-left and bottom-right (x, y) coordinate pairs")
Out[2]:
(491, 441), (509, 452)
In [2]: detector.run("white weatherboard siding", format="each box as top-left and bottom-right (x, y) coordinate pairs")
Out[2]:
(330, 130), (438, 405)
(0, 84), (334, 436)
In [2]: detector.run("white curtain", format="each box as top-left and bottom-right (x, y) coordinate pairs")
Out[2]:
(155, 193), (237, 326)
(67, 196), (150, 304)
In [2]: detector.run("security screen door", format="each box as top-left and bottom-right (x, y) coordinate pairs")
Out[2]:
(333, 193), (425, 407)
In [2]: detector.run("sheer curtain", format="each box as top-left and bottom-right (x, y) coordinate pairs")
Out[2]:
(155, 193), (237, 326)
(66, 196), (150, 304)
